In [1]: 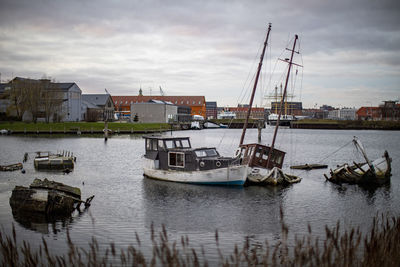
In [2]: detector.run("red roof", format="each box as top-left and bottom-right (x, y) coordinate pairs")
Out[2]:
(226, 107), (264, 112)
(356, 106), (381, 117)
(112, 95), (205, 107)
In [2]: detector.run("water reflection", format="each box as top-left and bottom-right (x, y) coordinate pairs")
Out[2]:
(142, 178), (291, 237)
(11, 208), (88, 234)
(329, 181), (392, 206)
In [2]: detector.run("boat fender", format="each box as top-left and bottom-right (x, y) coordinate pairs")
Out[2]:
(199, 161), (205, 167)
(216, 161), (221, 167)
(235, 149), (241, 157)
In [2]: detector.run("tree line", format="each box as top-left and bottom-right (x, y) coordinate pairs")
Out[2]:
(5, 78), (65, 123)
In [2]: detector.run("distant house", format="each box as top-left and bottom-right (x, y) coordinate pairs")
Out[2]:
(206, 101), (217, 119)
(356, 107), (382, 121)
(82, 94), (115, 121)
(130, 100), (178, 123)
(2, 77), (82, 122)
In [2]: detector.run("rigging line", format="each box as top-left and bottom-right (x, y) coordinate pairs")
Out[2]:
(235, 36), (264, 105)
(294, 139), (354, 177)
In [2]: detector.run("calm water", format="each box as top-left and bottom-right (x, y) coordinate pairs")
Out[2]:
(0, 127), (399, 261)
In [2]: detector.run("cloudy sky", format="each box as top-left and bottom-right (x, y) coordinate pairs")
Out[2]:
(0, 0), (399, 108)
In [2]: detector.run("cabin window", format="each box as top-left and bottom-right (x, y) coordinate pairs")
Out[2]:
(181, 139), (190, 148)
(165, 140), (175, 149)
(158, 140), (164, 149)
(168, 152), (184, 168)
(146, 139), (158, 151)
(195, 149), (217, 158)
(195, 150), (207, 157)
(175, 140), (183, 148)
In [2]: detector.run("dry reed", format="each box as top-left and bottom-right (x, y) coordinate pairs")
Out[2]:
(1, 211), (399, 266)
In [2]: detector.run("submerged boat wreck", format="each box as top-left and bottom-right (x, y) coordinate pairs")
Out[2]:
(0, 162), (23, 171)
(238, 143), (301, 185)
(33, 151), (75, 170)
(10, 178), (94, 215)
(324, 137), (391, 185)
(143, 135), (248, 185)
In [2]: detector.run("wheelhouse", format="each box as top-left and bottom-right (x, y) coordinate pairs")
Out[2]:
(239, 143), (285, 169)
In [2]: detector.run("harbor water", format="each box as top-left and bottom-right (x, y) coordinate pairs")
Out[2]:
(0, 127), (399, 261)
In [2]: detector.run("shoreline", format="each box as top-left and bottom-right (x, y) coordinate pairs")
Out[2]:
(290, 119), (400, 130)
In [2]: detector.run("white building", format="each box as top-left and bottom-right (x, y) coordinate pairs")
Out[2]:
(131, 100), (178, 123)
(328, 108), (356, 120)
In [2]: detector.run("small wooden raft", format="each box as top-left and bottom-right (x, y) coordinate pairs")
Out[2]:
(290, 164), (328, 170)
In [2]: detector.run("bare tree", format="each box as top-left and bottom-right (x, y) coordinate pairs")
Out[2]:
(8, 78), (65, 122)
(42, 80), (64, 123)
(9, 79), (27, 120)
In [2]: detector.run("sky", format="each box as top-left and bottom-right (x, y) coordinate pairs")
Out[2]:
(0, 0), (399, 108)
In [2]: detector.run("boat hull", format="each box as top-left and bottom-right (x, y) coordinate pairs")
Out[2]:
(143, 159), (248, 185)
(325, 151), (391, 185)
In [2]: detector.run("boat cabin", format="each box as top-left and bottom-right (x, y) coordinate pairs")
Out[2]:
(143, 135), (240, 172)
(239, 143), (285, 169)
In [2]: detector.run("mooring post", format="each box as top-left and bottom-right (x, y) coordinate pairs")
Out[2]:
(257, 119), (264, 143)
(104, 121), (108, 141)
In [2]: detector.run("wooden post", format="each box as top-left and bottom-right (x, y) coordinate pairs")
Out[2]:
(104, 121), (108, 141)
(257, 120), (263, 143)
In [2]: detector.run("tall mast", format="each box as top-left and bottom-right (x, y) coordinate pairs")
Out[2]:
(267, 35), (300, 167)
(239, 23), (271, 146)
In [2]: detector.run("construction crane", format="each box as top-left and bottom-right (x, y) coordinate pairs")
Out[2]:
(159, 86), (165, 96)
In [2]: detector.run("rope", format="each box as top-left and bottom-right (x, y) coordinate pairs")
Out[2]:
(293, 139), (354, 177)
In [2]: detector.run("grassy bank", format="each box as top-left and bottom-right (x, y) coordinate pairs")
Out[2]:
(1, 211), (399, 266)
(291, 119), (400, 130)
(0, 121), (170, 133)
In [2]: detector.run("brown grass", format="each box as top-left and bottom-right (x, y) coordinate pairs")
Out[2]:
(1, 210), (399, 266)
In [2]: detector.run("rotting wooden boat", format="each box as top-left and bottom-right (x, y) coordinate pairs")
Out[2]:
(0, 162), (23, 171)
(143, 135), (248, 185)
(324, 137), (391, 185)
(33, 151), (75, 170)
(238, 26), (302, 185)
(10, 178), (94, 215)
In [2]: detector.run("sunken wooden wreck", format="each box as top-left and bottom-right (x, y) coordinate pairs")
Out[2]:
(10, 178), (94, 215)
(0, 162), (23, 171)
(324, 137), (392, 185)
(33, 151), (75, 170)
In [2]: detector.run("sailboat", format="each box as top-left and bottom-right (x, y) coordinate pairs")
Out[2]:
(141, 24), (275, 186)
(267, 84), (296, 126)
(238, 31), (302, 185)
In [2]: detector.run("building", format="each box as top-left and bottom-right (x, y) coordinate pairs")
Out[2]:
(270, 101), (302, 116)
(82, 94), (115, 121)
(206, 101), (217, 119)
(327, 108), (357, 120)
(130, 100), (178, 123)
(356, 101), (400, 121)
(356, 107), (382, 120)
(1, 77), (82, 122)
(113, 95), (206, 119)
(177, 106), (192, 122)
(220, 107), (265, 120)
